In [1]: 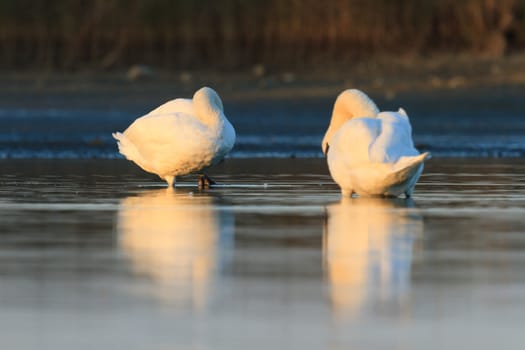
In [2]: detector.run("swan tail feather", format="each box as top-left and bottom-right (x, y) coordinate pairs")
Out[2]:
(385, 152), (430, 186)
(112, 132), (154, 173)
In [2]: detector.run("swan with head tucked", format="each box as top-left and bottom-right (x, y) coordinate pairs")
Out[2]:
(322, 89), (429, 197)
(113, 87), (235, 187)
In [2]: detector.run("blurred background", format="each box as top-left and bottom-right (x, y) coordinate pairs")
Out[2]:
(1, 0), (525, 159)
(0, 0), (523, 70)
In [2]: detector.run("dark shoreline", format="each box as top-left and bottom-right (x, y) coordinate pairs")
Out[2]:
(1, 54), (525, 107)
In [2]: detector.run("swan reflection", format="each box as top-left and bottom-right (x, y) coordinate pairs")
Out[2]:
(323, 197), (423, 318)
(117, 188), (233, 308)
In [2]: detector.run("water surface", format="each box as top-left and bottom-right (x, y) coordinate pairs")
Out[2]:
(1, 86), (524, 158)
(1, 158), (525, 349)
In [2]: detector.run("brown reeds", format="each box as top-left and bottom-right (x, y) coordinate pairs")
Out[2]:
(0, 0), (523, 70)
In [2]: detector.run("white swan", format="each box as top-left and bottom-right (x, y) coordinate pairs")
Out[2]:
(113, 87), (236, 187)
(322, 89), (429, 197)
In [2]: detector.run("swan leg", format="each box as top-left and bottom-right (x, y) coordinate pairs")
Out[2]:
(341, 189), (354, 197)
(165, 176), (175, 188)
(198, 174), (216, 188)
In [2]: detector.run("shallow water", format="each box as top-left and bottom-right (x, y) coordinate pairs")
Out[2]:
(1, 87), (525, 158)
(0, 158), (525, 349)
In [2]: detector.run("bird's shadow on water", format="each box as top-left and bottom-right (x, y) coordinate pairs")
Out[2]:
(322, 196), (424, 319)
(114, 180), (424, 316)
(114, 186), (235, 306)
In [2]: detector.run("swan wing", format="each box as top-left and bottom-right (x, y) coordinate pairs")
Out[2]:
(330, 117), (381, 165)
(326, 118), (380, 191)
(369, 111), (419, 163)
(147, 98), (195, 117)
(120, 113), (213, 175)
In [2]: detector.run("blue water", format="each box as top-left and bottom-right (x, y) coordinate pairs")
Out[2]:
(1, 89), (524, 158)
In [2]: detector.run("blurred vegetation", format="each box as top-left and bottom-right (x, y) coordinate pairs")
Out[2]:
(0, 0), (524, 70)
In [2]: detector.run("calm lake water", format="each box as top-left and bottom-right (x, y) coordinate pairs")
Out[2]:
(1, 86), (525, 158)
(1, 158), (525, 349)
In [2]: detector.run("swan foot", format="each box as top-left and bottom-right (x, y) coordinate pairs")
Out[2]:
(198, 174), (216, 189)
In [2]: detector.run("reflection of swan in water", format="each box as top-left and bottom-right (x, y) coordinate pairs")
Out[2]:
(117, 188), (234, 308)
(323, 197), (423, 317)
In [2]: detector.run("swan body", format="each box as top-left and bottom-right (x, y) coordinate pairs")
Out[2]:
(113, 87), (235, 187)
(322, 89), (429, 197)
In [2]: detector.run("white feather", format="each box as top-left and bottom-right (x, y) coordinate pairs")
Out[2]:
(113, 87), (235, 186)
(323, 89), (429, 197)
